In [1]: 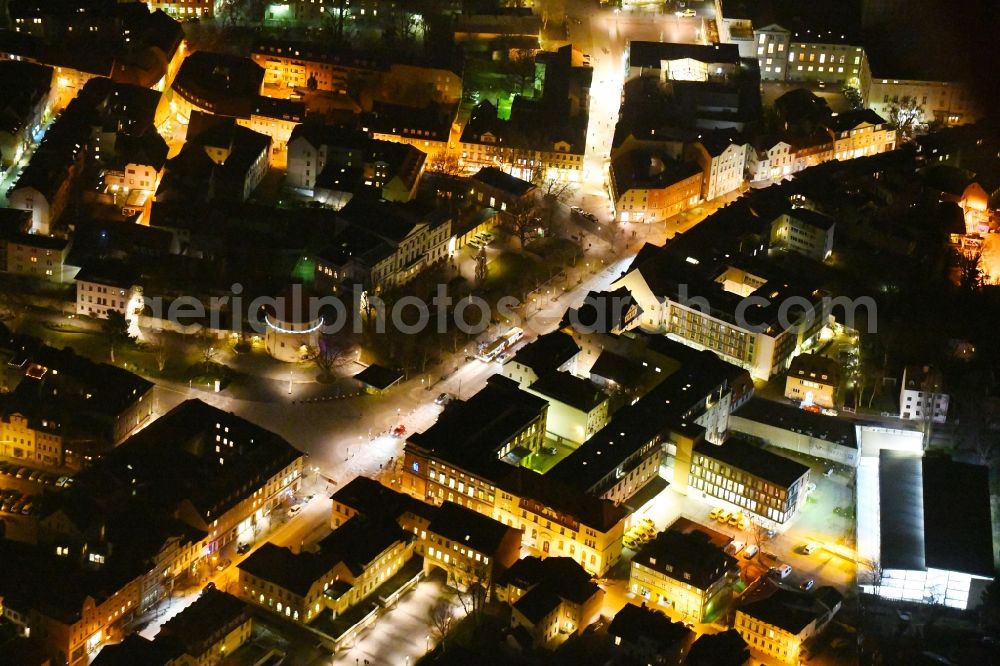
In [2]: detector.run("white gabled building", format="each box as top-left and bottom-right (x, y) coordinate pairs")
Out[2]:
(899, 365), (949, 424)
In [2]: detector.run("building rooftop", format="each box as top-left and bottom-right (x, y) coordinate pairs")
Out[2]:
(499, 465), (628, 533)
(738, 585), (828, 635)
(353, 364), (404, 391)
(156, 586), (249, 658)
(407, 375), (548, 478)
(497, 555), (599, 608)
(695, 436), (810, 488)
(880, 451), (994, 577)
(632, 527), (738, 591)
(549, 349), (748, 494)
(609, 603), (691, 649)
(828, 109), (888, 133)
(787, 354), (841, 387)
(783, 206), (836, 231)
(902, 365), (945, 393)
(686, 629), (750, 666)
(428, 501), (517, 556)
(628, 41), (742, 69)
(73, 399), (303, 524)
(510, 330), (579, 376)
(172, 51), (264, 118)
(528, 372), (606, 412)
(512, 585), (562, 623)
(331, 475), (436, 523)
(733, 397), (856, 449)
(470, 167), (536, 198)
(611, 150), (702, 196)
(588, 350), (647, 389)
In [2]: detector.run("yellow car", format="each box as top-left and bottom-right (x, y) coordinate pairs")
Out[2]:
(727, 512), (743, 527)
(709, 507), (723, 520)
(716, 510), (731, 523)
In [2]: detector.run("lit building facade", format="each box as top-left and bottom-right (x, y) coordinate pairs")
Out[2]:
(681, 437), (811, 525)
(867, 78), (980, 126)
(629, 527), (739, 624)
(769, 207), (835, 261)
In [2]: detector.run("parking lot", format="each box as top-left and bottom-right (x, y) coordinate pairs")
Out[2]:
(633, 456), (857, 594)
(0, 460), (70, 518)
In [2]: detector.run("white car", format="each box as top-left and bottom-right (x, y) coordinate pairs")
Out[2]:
(802, 542), (819, 555)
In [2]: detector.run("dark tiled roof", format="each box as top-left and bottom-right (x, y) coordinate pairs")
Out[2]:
(512, 586), (562, 623)
(633, 528), (737, 591)
(686, 629), (750, 666)
(784, 206), (836, 231)
(237, 543), (324, 598)
(428, 501), (516, 555)
(331, 476), (436, 523)
(510, 331), (579, 375)
(528, 372), (605, 412)
(73, 399), (302, 523)
(733, 397), (856, 449)
(407, 375), (547, 478)
(470, 167), (536, 197)
(497, 555), (598, 605)
(828, 109), (887, 133)
(354, 364), (404, 391)
(589, 350), (646, 388)
(695, 436), (810, 488)
(609, 603), (690, 648)
(738, 586), (825, 635)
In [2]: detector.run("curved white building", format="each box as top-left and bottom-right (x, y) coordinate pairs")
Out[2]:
(263, 289), (323, 362)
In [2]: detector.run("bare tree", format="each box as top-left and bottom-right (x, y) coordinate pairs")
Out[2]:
(454, 562), (489, 628)
(747, 516), (773, 554)
(861, 557), (884, 596)
(427, 152), (465, 176)
(500, 201), (540, 248)
(195, 330), (218, 369)
(308, 336), (348, 381)
(428, 600), (455, 651)
(146, 333), (169, 372)
(888, 98), (925, 141)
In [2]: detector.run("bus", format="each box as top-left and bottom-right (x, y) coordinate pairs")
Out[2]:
(477, 327), (524, 362)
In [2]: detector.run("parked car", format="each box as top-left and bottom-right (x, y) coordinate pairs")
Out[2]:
(434, 393), (452, 405)
(772, 564), (793, 578)
(802, 542), (819, 555)
(716, 509), (731, 523)
(15, 467), (27, 479)
(743, 544), (759, 559)
(20, 502), (32, 515)
(288, 505), (302, 516)
(727, 511), (743, 527)
(709, 507), (723, 520)
(216, 559), (231, 572)
(541, 446), (558, 455)
(237, 543), (252, 555)
(28, 471), (40, 482)
(800, 578), (815, 591)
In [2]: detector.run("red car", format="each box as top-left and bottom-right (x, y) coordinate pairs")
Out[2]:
(392, 425), (407, 437)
